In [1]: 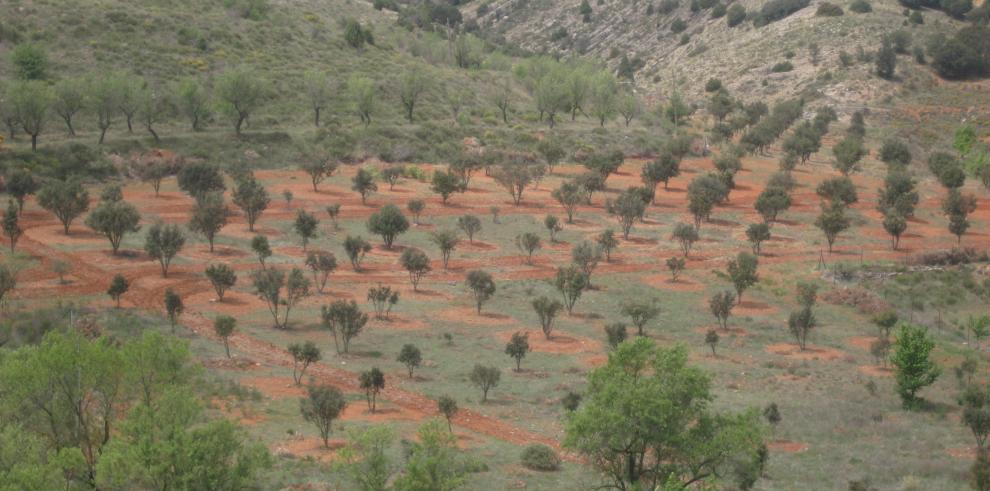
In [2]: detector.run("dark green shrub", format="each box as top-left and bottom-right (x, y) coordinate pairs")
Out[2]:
(727, 3), (747, 26)
(849, 0), (873, 12)
(816, 2), (844, 15)
(521, 444), (561, 471)
(771, 61), (794, 72)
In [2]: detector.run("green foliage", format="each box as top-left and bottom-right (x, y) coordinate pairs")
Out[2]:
(470, 364), (501, 402)
(393, 419), (470, 490)
(505, 331), (531, 371)
(10, 43), (47, 80)
(85, 197), (141, 255)
(305, 250), (337, 293)
(367, 204), (409, 249)
(360, 367), (386, 412)
(397, 344), (422, 378)
(188, 192), (228, 252)
(205, 263), (237, 302)
(710, 290), (735, 330)
(727, 3), (747, 26)
(300, 383), (347, 447)
(891, 324), (941, 409)
(815, 202), (850, 253)
(816, 2), (844, 15)
(466, 269), (496, 314)
(344, 235), (373, 270)
(177, 162), (225, 199)
(215, 66), (268, 135)
(399, 247), (431, 291)
(849, 0), (872, 12)
(521, 444), (561, 471)
(322, 300), (369, 354)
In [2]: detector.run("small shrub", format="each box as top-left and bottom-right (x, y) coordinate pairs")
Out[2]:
(521, 444), (561, 471)
(771, 61), (794, 73)
(849, 0), (872, 12)
(816, 2), (844, 15)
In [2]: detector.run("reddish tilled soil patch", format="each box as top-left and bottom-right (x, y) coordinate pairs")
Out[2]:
(846, 336), (879, 351)
(494, 329), (602, 354)
(186, 290), (270, 316)
(734, 300), (780, 316)
(858, 365), (893, 377)
(768, 440), (809, 453)
(641, 274), (704, 292)
(241, 376), (305, 400)
(765, 343), (844, 361)
(948, 447), (979, 459)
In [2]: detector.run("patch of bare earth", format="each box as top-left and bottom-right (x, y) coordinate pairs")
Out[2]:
(765, 343), (844, 361)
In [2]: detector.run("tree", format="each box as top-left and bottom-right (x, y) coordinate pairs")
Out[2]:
(589, 73), (618, 126)
(344, 235), (373, 271)
(293, 210), (319, 251)
(621, 299), (661, 336)
(492, 159), (546, 206)
(399, 67), (427, 123)
(564, 338), (765, 489)
(470, 364), (501, 402)
(596, 229), (619, 262)
(88, 75), (119, 144)
(706, 329), (720, 356)
(215, 66), (268, 135)
(137, 85), (168, 143)
(107, 274), (130, 308)
(576, 172), (606, 205)
(754, 186), (791, 225)
(975, 450), (990, 491)
(175, 77), (210, 131)
(607, 189), (647, 239)
(115, 75), (142, 133)
(883, 213), (907, 250)
(687, 174), (727, 228)
(305, 250), (337, 293)
(815, 202), (850, 253)
(177, 164), (225, 203)
(393, 419), (468, 491)
(381, 165), (403, 191)
(288, 341), (321, 385)
(532, 296), (564, 339)
(251, 234), (272, 268)
(188, 192), (228, 252)
(962, 385), (990, 450)
(642, 154), (681, 201)
(37, 179), (89, 234)
(303, 71), (332, 127)
(144, 222), (185, 277)
(367, 284), (399, 320)
(544, 215), (562, 242)
(509, 232), (540, 265)
(438, 396), (458, 432)
(710, 290), (736, 330)
(407, 200), (425, 225)
(816, 176), (858, 206)
(232, 174), (270, 231)
(570, 240), (601, 285)
(537, 138), (566, 174)
(5, 169), (38, 215)
(424, 230), (457, 271)
(252, 267), (309, 329)
(832, 137), (866, 175)
(667, 257), (686, 281)
(352, 168), (378, 205)
(360, 368), (386, 412)
(555, 265), (589, 314)
(367, 204), (409, 249)
(671, 222), (699, 257)
(457, 214), (482, 243)
(944, 188), (978, 244)
(583, 149), (624, 179)
(600, 323), (626, 350)
(891, 324), (941, 409)
(746, 223), (771, 255)
(204, 264), (237, 302)
(399, 248), (431, 291)
(879, 139), (912, 168)
(322, 300), (369, 354)
(11, 43), (47, 80)
(466, 270), (496, 314)
(85, 198), (141, 255)
(726, 252), (759, 304)
(349, 76), (376, 126)
(535, 73), (569, 128)
(505, 332), (531, 371)
(397, 344), (422, 378)
(618, 93), (641, 126)
(10, 81), (52, 150)
(431, 170), (463, 205)
(164, 288), (184, 332)
(2, 200), (21, 253)
(552, 181), (583, 223)
(788, 306), (816, 350)
(214, 315), (236, 358)
(300, 384), (347, 448)
(876, 39), (897, 79)
(343, 18), (374, 49)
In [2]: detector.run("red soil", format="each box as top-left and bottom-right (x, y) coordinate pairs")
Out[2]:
(765, 343), (844, 361)
(768, 440), (809, 453)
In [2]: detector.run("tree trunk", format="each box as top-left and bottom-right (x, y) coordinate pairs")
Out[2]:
(224, 339), (230, 358)
(99, 127), (108, 145)
(314, 107), (321, 127)
(147, 125), (160, 144)
(31, 134), (38, 151)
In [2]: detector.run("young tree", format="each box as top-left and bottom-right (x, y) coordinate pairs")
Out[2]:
(576, 172), (606, 205)
(189, 192), (228, 252)
(352, 168), (378, 204)
(815, 202), (850, 253)
(144, 222), (185, 277)
(399, 248), (431, 291)
(289, 341), (321, 385)
(5, 169), (38, 215)
(877, 170), (919, 218)
(532, 296), (564, 339)
(10, 80), (53, 151)
(137, 85), (169, 144)
(943, 188), (978, 244)
(515, 232), (542, 265)
(529, 214), (558, 246)
(397, 344), (422, 379)
(214, 315), (236, 358)
(231, 174), (270, 232)
(788, 306), (816, 350)
(305, 250), (337, 293)
(282, 190), (294, 208)
(90, 75), (119, 144)
(457, 214), (482, 243)
(438, 395), (458, 432)
(360, 368), (386, 412)
(300, 384), (347, 448)
(466, 269), (496, 314)
(537, 138), (566, 174)
(816, 176), (858, 206)
(883, 213), (907, 250)
(564, 339), (765, 489)
(407, 200), (425, 225)
(705, 329), (720, 356)
(252, 267), (309, 329)
(344, 235), (373, 271)
(322, 300), (369, 354)
(605, 323), (628, 349)
(621, 299), (661, 336)
(367, 204), (409, 249)
(164, 288), (184, 332)
(175, 77), (210, 131)
(294, 210), (319, 251)
(177, 162), (225, 199)
(606, 189), (647, 239)
(596, 229), (619, 262)
(398, 67), (427, 123)
(85, 198), (142, 255)
(2, 200), (22, 253)
(555, 265), (589, 314)
(215, 66), (268, 135)
(349, 76), (376, 126)
(367, 284), (399, 320)
(553, 181), (584, 223)
(726, 252), (759, 304)
(505, 332), (531, 371)
(299, 155), (338, 193)
(37, 178), (89, 234)
(641, 154), (681, 201)
(571, 240), (602, 286)
(251, 234), (272, 268)
(52, 78), (85, 137)
(431, 170), (463, 206)
(470, 364), (501, 402)
(891, 324), (941, 409)
(430, 229), (459, 270)
(205, 264), (237, 302)
(710, 290), (736, 330)
(746, 223), (771, 255)
(671, 222), (699, 257)
(875, 39), (897, 79)
(492, 159), (546, 206)
(754, 186), (791, 225)
(687, 174), (727, 228)
(303, 70), (332, 127)
(107, 273), (130, 308)
(667, 257), (686, 281)
(381, 165), (402, 191)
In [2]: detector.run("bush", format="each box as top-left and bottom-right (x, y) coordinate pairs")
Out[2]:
(930, 26), (990, 79)
(520, 444), (561, 471)
(771, 61), (794, 73)
(849, 0), (873, 12)
(711, 2), (728, 17)
(816, 2), (845, 15)
(941, 0), (973, 18)
(727, 3), (747, 26)
(752, 0), (810, 26)
(705, 78), (723, 92)
(670, 18), (688, 33)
